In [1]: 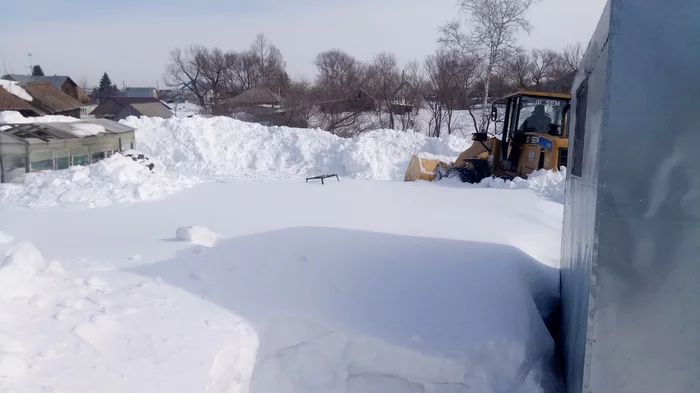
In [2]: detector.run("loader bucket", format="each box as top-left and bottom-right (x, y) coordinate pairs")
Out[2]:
(404, 155), (451, 182)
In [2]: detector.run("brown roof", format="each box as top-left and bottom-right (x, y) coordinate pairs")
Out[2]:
(19, 81), (83, 113)
(229, 87), (284, 106)
(0, 87), (45, 115)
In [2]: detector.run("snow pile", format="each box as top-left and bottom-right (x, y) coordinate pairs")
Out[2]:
(0, 176), (565, 392)
(0, 232), (14, 244)
(171, 101), (201, 117)
(0, 81), (33, 102)
(0, 242), (46, 300)
(0, 154), (198, 208)
(175, 226), (221, 247)
(0, 110), (79, 124)
(120, 115), (470, 180)
(133, 226), (561, 393)
(70, 123), (105, 137)
(479, 168), (567, 203)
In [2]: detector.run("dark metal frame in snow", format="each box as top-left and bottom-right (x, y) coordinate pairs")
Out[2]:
(305, 174), (339, 185)
(560, 1), (700, 393)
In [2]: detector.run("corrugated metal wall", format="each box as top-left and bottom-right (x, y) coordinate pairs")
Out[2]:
(561, 1), (700, 392)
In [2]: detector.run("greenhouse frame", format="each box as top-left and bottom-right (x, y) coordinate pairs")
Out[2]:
(0, 118), (135, 183)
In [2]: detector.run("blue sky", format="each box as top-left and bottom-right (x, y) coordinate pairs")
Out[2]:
(0, 0), (607, 88)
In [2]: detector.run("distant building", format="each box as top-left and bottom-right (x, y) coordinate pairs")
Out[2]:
(389, 81), (423, 115)
(0, 86), (45, 117)
(1, 74), (91, 104)
(0, 118), (135, 183)
(90, 97), (173, 121)
(19, 81), (83, 118)
(318, 89), (376, 114)
(217, 87), (287, 126)
(124, 87), (158, 99)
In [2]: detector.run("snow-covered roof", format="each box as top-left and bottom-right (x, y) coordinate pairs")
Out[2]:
(1, 74), (72, 90)
(0, 118), (134, 142)
(0, 79), (33, 101)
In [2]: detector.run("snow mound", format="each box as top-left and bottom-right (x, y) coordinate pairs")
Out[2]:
(0, 232), (13, 244)
(133, 227), (562, 393)
(0, 242), (46, 300)
(0, 154), (198, 208)
(70, 123), (105, 136)
(478, 168), (567, 203)
(0, 110), (79, 124)
(0, 352), (28, 380)
(175, 226), (221, 247)
(0, 81), (32, 102)
(120, 115), (470, 180)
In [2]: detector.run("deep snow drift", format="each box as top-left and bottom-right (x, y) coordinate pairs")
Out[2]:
(0, 154), (197, 208)
(0, 112), (567, 393)
(0, 110), (81, 124)
(0, 178), (565, 393)
(121, 115), (471, 180)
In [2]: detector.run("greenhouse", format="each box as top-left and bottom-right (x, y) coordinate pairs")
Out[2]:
(0, 118), (135, 183)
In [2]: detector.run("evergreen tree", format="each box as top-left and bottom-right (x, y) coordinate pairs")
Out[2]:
(98, 73), (114, 93)
(31, 65), (45, 76)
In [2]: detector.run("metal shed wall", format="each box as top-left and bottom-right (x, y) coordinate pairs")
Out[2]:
(561, 1), (700, 392)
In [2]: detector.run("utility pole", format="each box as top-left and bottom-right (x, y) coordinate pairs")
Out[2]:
(27, 53), (32, 75)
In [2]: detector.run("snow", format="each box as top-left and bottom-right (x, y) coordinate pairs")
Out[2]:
(0, 232), (13, 244)
(0, 154), (197, 208)
(0, 176), (565, 393)
(0, 114), (568, 393)
(479, 168), (568, 203)
(69, 123), (105, 137)
(0, 110), (80, 124)
(0, 80), (33, 102)
(171, 101), (202, 117)
(120, 115), (470, 180)
(175, 226), (221, 247)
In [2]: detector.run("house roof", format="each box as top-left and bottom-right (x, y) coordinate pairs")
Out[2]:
(19, 81), (83, 113)
(0, 119), (134, 144)
(125, 87), (156, 97)
(110, 96), (170, 107)
(89, 96), (173, 117)
(0, 87), (46, 115)
(2, 74), (75, 90)
(128, 102), (173, 118)
(229, 87), (284, 106)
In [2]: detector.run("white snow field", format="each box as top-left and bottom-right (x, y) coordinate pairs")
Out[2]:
(0, 113), (566, 393)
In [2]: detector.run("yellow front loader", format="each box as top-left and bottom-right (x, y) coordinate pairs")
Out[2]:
(405, 91), (571, 183)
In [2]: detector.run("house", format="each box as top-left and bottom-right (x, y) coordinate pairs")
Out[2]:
(90, 97), (173, 120)
(19, 81), (83, 118)
(217, 87), (287, 126)
(318, 89), (376, 114)
(0, 86), (45, 117)
(125, 87), (158, 98)
(1, 74), (91, 104)
(389, 81), (423, 115)
(0, 118), (135, 183)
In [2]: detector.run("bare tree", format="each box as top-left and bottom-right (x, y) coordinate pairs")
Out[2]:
(395, 60), (425, 132)
(559, 42), (584, 75)
(248, 33), (289, 91)
(365, 52), (401, 129)
(312, 49), (370, 135)
(280, 77), (314, 128)
(201, 47), (237, 113)
(440, 0), (539, 132)
(424, 49), (478, 137)
(530, 48), (559, 89)
(78, 77), (90, 93)
(502, 50), (532, 90)
(165, 45), (211, 109)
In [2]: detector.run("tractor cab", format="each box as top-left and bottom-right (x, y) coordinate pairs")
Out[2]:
(490, 91), (571, 178)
